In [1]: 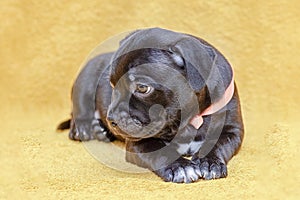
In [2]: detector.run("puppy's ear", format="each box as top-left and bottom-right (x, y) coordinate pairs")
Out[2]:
(119, 30), (142, 46)
(170, 37), (232, 104)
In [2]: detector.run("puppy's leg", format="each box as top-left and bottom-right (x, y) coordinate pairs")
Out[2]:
(67, 113), (115, 142)
(93, 118), (116, 142)
(68, 117), (94, 141)
(70, 53), (114, 141)
(126, 139), (200, 183)
(192, 93), (244, 180)
(69, 119), (114, 142)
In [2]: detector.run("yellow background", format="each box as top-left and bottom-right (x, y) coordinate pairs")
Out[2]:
(1, 0), (299, 199)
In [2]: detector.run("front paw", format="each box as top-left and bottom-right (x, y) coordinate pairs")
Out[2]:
(69, 118), (94, 141)
(192, 157), (227, 180)
(92, 119), (115, 142)
(155, 158), (201, 183)
(69, 118), (114, 142)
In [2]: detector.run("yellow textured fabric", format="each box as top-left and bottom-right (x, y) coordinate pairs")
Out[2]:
(0, 0), (299, 199)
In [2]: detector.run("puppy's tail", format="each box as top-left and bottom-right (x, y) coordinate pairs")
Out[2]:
(57, 119), (71, 131)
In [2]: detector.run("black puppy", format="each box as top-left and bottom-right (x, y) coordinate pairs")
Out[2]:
(58, 28), (244, 183)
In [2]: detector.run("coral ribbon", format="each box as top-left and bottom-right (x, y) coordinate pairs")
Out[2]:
(190, 76), (235, 129)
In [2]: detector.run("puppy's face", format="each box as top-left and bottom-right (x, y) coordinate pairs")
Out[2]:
(107, 48), (189, 141)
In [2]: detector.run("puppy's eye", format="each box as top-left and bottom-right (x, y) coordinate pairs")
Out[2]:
(136, 84), (152, 94)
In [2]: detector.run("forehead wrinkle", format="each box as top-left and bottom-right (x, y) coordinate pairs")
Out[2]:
(110, 48), (183, 85)
(131, 63), (178, 84)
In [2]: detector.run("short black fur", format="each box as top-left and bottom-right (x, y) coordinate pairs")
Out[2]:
(57, 28), (244, 183)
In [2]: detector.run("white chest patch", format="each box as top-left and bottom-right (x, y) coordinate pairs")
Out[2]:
(176, 143), (190, 155)
(188, 141), (204, 154)
(176, 141), (204, 155)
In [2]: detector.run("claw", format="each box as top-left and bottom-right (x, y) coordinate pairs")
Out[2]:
(155, 158), (201, 183)
(68, 118), (114, 142)
(193, 157), (227, 180)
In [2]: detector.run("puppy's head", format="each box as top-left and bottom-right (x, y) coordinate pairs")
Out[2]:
(106, 28), (233, 141)
(107, 48), (196, 141)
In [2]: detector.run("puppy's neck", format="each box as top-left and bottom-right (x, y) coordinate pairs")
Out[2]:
(190, 76), (235, 129)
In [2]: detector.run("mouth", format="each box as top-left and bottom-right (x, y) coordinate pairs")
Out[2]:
(106, 109), (167, 141)
(109, 122), (161, 141)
